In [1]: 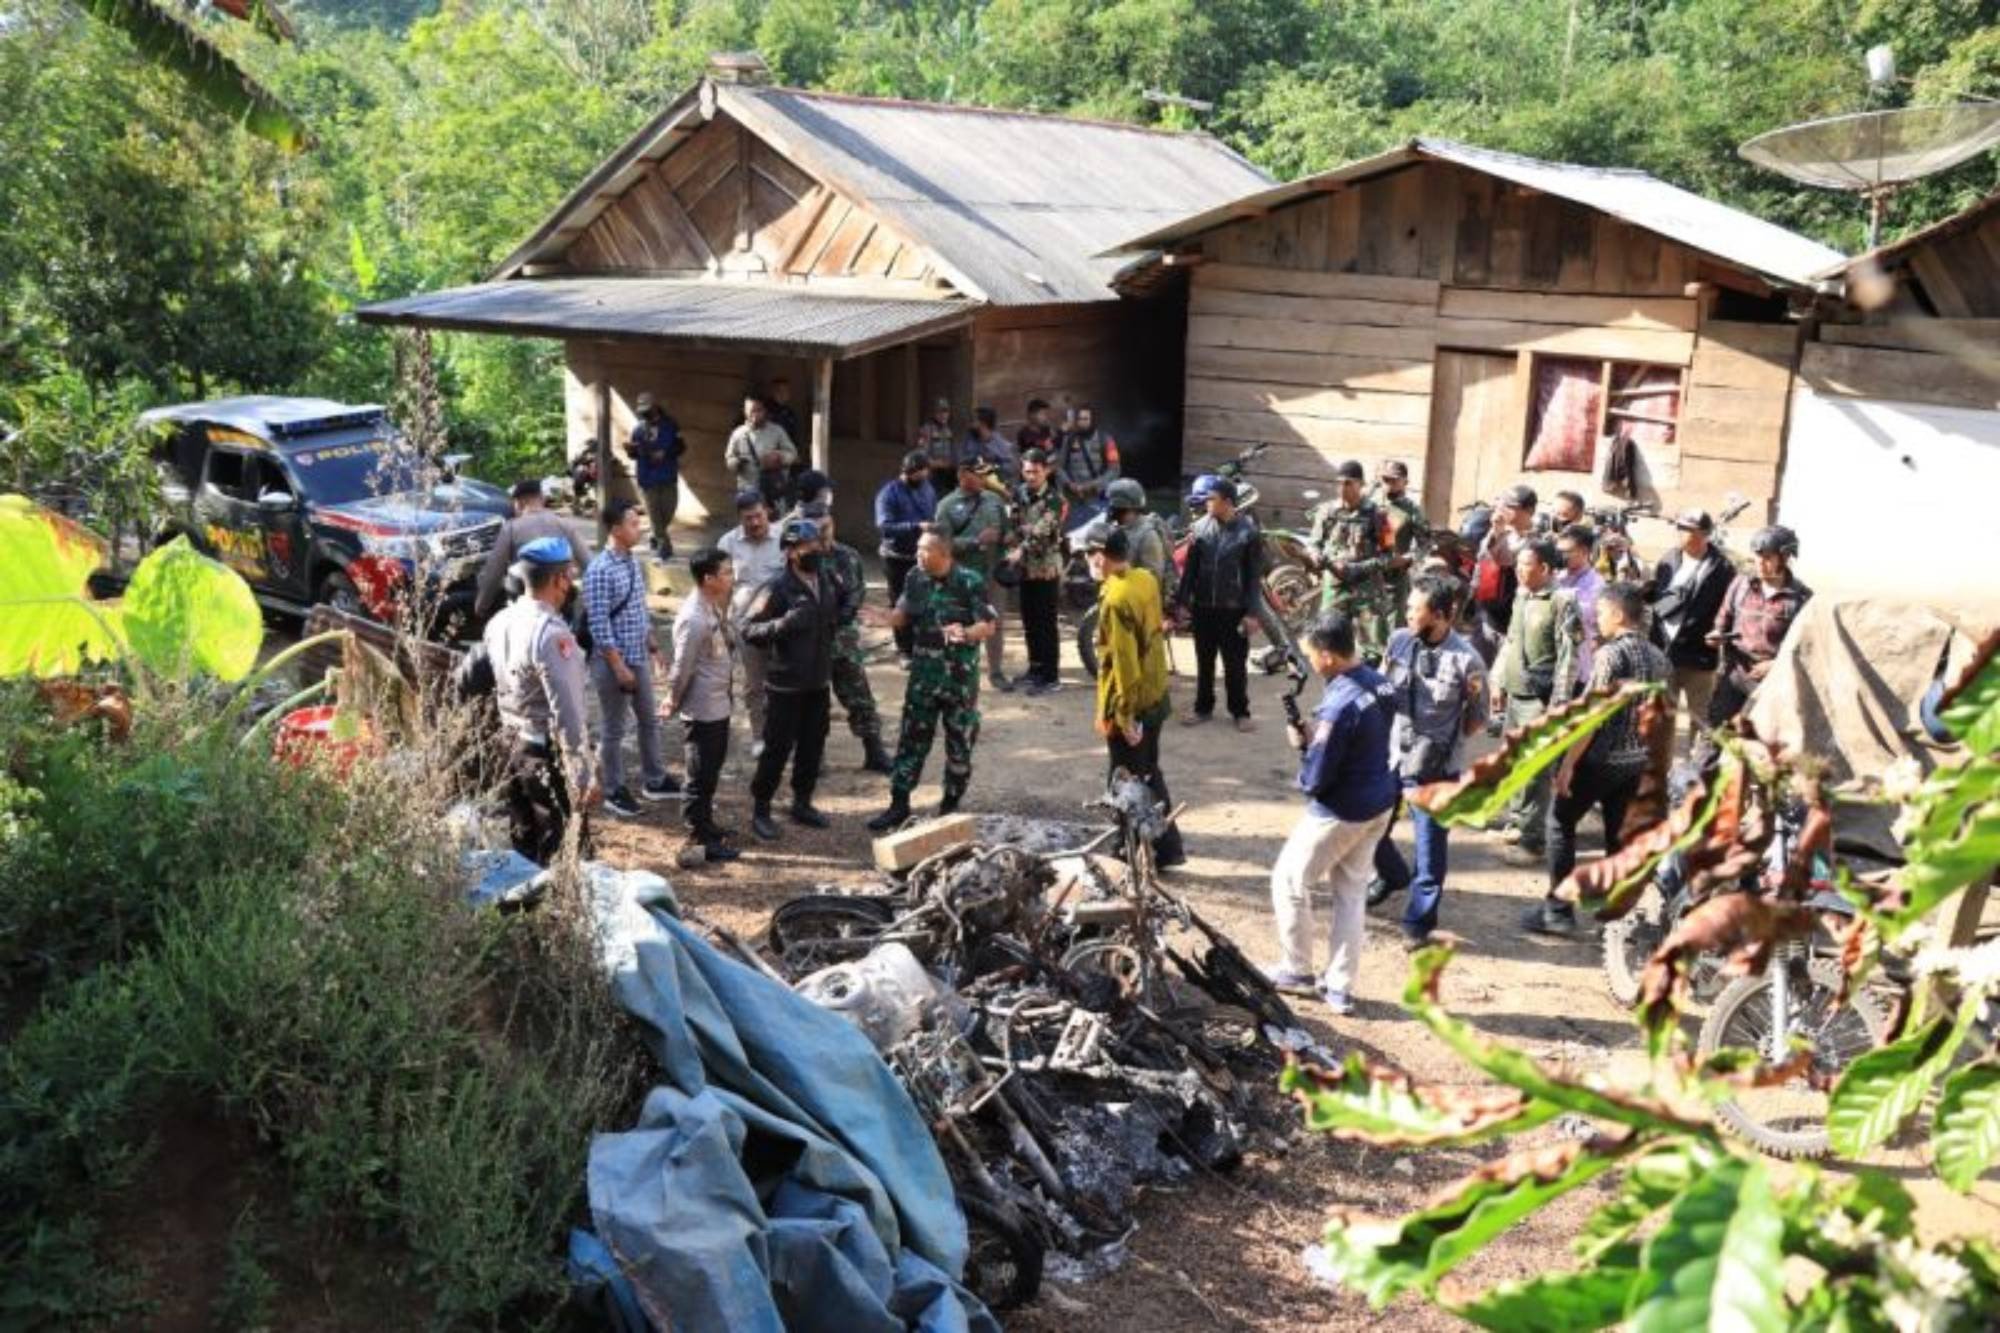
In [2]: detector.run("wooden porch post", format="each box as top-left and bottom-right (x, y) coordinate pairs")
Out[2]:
(594, 380), (612, 539)
(811, 356), (832, 472)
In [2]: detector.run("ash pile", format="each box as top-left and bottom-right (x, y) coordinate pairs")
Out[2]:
(760, 778), (1322, 1312)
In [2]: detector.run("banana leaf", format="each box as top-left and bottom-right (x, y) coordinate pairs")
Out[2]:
(82, 0), (308, 153)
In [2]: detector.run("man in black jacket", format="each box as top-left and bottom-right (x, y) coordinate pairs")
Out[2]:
(1645, 508), (1734, 756)
(1174, 474), (1262, 732)
(741, 517), (839, 841)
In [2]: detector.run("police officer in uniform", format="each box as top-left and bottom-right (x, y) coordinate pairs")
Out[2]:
(1370, 460), (1430, 628)
(1309, 459), (1394, 663)
(796, 501), (893, 773)
(483, 535), (597, 863)
(865, 531), (998, 830)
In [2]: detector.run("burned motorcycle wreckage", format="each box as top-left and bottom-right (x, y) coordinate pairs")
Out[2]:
(752, 779), (1316, 1311)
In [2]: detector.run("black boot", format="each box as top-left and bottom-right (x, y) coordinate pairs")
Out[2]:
(936, 792), (962, 819)
(866, 794), (912, 833)
(751, 804), (781, 842)
(789, 801), (830, 829)
(862, 738), (894, 774)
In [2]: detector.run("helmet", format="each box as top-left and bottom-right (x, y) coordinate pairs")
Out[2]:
(1749, 525), (1799, 558)
(1105, 478), (1146, 510)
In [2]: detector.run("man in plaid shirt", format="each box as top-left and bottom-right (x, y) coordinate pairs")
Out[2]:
(1705, 525), (1811, 735)
(586, 500), (679, 817)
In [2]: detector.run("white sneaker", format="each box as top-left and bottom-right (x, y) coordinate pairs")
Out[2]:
(751, 740), (766, 759)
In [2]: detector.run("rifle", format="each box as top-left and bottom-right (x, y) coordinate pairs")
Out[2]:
(1280, 653), (1311, 754)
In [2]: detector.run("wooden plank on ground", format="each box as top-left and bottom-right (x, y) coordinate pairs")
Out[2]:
(1185, 346), (1433, 394)
(1197, 263), (1441, 306)
(1799, 342), (2000, 411)
(1184, 376), (1433, 425)
(1439, 287), (1698, 332)
(1189, 285), (1437, 328)
(1433, 317), (1694, 364)
(872, 814), (978, 871)
(1189, 315), (1437, 361)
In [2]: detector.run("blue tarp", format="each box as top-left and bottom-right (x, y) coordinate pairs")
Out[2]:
(585, 870), (997, 1333)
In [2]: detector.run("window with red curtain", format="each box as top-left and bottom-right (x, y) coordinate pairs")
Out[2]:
(1524, 358), (1681, 473)
(1524, 357), (1602, 472)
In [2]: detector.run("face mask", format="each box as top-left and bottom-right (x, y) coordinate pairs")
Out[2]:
(796, 552), (822, 573)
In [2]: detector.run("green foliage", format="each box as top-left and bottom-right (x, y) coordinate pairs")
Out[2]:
(0, 500), (264, 683)
(78, 0), (307, 151)
(1935, 1065), (2000, 1194)
(0, 691), (641, 1324)
(1630, 1157), (1785, 1333)
(1415, 684), (1660, 830)
(1829, 992), (1984, 1157)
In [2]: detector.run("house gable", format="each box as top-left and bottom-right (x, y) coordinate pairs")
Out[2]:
(556, 111), (951, 293)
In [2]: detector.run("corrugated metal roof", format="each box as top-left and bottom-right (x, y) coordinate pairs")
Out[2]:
(1824, 188), (2000, 280)
(355, 278), (978, 358)
(489, 80), (1273, 305)
(1109, 137), (1847, 290)
(716, 85), (1273, 305)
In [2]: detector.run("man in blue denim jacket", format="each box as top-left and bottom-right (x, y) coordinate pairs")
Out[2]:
(873, 450), (936, 664)
(1368, 575), (1489, 945)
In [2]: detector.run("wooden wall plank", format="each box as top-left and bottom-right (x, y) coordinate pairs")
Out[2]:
(1420, 163), (1458, 279)
(1387, 168), (1427, 277)
(1197, 263), (1441, 305)
(1185, 376), (1434, 426)
(1439, 288), (1698, 331)
(1685, 383), (1789, 430)
(1189, 314), (1438, 360)
(1490, 188), (1527, 286)
(1453, 173), (1494, 287)
(1556, 201), (1597, 288)
(1185, 346), (1434, 394)
(1189, 286), (1437, 328)
(1690, 342), (1796, 392)
(686, 166), (741, 258)
(1524, 195), (1564, 287)
(789, 197), (850, 274)
(813, 210), (875, 276)
(748, 138), (814, 200)
(1816, 318), (2000, 352)
(1799, 341), (2000, 411)
(1328, 189), (1361, 272)
(1433, 317), (1695, 364)
(1294, 196), (1330, 273)
(660, 116), (736, 190)
(1185, 405), (1428, 456)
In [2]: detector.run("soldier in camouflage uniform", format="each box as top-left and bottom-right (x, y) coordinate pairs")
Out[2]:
(1371, 460), (1431, 633)
(865, 532), (998, 830)
(1308, 459), (1394, 663)
(795, 502), (893, 773)
(935, 457), (1013, 689)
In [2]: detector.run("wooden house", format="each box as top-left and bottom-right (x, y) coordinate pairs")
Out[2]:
(1780, 191), (2000, 609)
(358, 53), (1270, 536)
(1107, 138), (1845, 533)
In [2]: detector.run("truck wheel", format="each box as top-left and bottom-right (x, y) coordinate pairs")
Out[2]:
(318, 570), (367, 619)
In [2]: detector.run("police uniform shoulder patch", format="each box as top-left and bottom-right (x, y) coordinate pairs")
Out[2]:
(557, 634), (575, 659)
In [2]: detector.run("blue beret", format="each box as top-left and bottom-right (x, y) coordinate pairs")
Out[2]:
(780, 518), (820, 548)
(517, 535), (573, 566)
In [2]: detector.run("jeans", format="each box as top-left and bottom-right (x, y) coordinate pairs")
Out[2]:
(751, 686), (830, 808)
(1106, 721), (1184, 864)
(1190, 606), (1250, 719)
(1270, 807), (1393, 991)
(884, 555), (917, 656)
(1547, 760), (1642, 894)
(681, 717), (729, 838)
(1020, 576), (1060, 684)
(591, 650), (667, 795)
(1374, 781), (1452, 937)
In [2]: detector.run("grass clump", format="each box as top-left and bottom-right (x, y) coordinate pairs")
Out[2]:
(0, 681), (643, 1327)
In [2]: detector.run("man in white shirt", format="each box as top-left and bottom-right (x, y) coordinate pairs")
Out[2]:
(717, 491), (785, 752)
(724, 395), (798, 513)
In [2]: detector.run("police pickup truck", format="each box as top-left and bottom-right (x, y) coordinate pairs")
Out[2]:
(144, 396), (510, 636)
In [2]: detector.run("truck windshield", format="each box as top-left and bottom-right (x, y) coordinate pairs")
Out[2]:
(286, 437), (426, 505)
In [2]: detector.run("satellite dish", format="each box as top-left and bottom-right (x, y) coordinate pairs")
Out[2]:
(1740, 104), (2000, 246)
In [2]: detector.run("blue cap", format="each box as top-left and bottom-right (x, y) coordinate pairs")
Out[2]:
(517, 535), (573, 566)
(780, 517), (820, 548)
(1189, 473), (1234, 503)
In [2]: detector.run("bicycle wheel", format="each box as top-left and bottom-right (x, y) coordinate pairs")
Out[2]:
(766, 895), (896, 974)
(1600, 884), (1667, 1008)
(1698, 957), (1895, 1160)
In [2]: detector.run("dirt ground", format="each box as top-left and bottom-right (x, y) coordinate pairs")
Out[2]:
(580, 580), (1999, 1332)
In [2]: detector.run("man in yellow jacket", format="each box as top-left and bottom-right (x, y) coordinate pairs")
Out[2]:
(1086, 521), (1186, 868)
